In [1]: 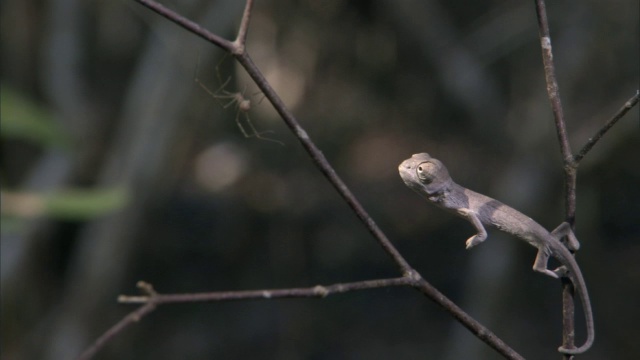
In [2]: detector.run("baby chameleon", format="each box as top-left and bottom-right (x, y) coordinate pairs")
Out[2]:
(398, 153), (594, 355)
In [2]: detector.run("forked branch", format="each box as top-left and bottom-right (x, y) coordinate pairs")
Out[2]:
(75, 1), (530, 359)
(76, 278), (411, 360)
(84, 273), (524, 360)
(79, 272), (525, 360)
(534, 1), (637, 357)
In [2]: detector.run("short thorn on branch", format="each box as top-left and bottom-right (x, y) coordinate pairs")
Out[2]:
(118, 281), (157, 304)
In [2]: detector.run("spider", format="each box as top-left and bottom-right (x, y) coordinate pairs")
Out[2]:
(195, 57), (283, 145)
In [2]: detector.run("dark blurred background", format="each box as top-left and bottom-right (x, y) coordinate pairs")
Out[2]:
(1, 0), (638, 359)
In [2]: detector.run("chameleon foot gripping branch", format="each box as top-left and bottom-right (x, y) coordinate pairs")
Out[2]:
(398, 153), (594, 355)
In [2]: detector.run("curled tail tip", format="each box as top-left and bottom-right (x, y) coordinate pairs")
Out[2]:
(558, 346), (582, 355)
(558, 339), (594, 355)
(558, 346), (579, 355)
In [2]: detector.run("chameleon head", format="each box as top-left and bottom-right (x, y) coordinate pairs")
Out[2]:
(398, 153), (452, 195)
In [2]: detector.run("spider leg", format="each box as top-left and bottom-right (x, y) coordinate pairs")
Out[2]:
(236, 111), (284, 146)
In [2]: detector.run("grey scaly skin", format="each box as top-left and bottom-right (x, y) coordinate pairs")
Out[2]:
(398, 153), (594, 355)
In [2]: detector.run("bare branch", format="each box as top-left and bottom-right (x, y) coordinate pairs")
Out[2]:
(119, 278), (412, 304)
(560, 277), (577, 360)
(87, 275), (525, 360)
(534, 1), (578, 357)
(233, 0), (253, 53)
(76, 302), (156, 360)
(77, 278), (408, 359)
(412, 279), (525, 360)
(534, 0), (573, 166)
(233, 52), (414, 274)
(574, 90), (640, 164)
(135, 0), (234, 51)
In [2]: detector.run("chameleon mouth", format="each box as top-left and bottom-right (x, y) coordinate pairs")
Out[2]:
(398, 158), (423, 190)
(397, 160), (414, 178)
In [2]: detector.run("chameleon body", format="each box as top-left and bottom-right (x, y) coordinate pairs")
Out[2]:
(398, 153), (594, 355)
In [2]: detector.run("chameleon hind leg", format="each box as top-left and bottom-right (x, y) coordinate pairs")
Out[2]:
(548, 221), (582, 278)
(532, 246), (560, 279)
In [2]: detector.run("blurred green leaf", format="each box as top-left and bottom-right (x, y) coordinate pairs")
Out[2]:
(0, 216), (29, 235)
(1, 187), (128, 226)
(0, 84), (71, 149)
(44, 187), (129, 220)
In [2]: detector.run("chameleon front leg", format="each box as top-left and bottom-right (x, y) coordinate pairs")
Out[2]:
(457, 209), (488, 249)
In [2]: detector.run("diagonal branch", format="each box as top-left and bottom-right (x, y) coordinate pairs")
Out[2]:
(574, 90), (640, 164)
(76, 300), (156, 360)
(233, 52), (414, 274)
(136, 0), (234, 51)
(134, 0), (412, 276)
(412, 279), (525, 360)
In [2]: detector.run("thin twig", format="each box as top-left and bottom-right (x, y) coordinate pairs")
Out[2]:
(574, 90), (640, 164)
(233, 0), (253, 53)
(412, 279), (525, 360)
(534, 1), (577, 357)
(76, 301), (156, 360)
(234, 52), (415, 273)
(534, 0), (573, 166)
(77, 278), (409, 360)
(136, 0), (234, 51)
(113, 276), (524, 360)
(534, 0), (578, 220)
(120, 277), (412, 305)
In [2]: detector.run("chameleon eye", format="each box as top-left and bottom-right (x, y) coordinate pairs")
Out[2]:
(416, 162), (437, 183)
